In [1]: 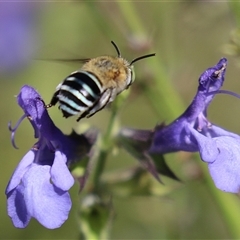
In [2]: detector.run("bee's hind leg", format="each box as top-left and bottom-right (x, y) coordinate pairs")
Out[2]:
(78, 89), (112, 121)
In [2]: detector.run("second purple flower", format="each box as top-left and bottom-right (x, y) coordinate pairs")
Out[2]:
(120, 58), (240, 193)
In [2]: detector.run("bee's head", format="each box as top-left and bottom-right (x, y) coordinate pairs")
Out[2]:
(110, 40), (155, 87)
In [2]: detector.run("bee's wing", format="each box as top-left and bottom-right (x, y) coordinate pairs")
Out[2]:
(35, 58), (91, 64)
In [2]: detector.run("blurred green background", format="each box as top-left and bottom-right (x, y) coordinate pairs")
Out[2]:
(2, 1), (240, 239)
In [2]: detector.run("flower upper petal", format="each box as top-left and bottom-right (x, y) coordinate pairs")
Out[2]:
(17, 85), (43, 119)
(17, 85), (64, 141)
(23, 165), (72, 229)
(208, 136), (240, 193)
(6, 150), (35, 194)
(51, 150), (74, 191)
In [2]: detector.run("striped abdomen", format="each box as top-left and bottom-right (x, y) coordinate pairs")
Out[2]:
(50, 71), (104, 121)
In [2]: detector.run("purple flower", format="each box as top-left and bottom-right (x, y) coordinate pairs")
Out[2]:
(121, 58), (240, 193)
(6, 85), (97, 228)
(150, 58), (240, 193)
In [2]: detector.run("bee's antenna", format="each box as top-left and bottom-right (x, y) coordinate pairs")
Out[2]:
(111, 41), (121, 57)
(130, 53), (156, 65)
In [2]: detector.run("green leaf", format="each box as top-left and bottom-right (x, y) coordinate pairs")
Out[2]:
(102, 167), (177, 197)
(118, 127), (179, 181)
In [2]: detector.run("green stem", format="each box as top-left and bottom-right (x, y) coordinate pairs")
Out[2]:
(229, 1), (240, 27)
(116, 1), (184, 117)
(117, 2), (145, 35)
(93, 107), (118, 190)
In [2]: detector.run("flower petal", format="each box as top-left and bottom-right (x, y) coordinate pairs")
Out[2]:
(208, 136), (240, 193)
(6, 184), (31, 228)
(6, 150), (35, 194)
(23, 165), (72, 229)
(51, 150), (74, 191)
(208, 125), (240, 138)
(188, 126), (219, 163)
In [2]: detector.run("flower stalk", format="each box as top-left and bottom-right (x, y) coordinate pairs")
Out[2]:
(92, 106), (119, 191)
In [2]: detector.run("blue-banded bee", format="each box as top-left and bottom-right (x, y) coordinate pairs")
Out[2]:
(46, 41), (155, 121)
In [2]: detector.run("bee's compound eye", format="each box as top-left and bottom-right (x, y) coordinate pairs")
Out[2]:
(129, 66), (135, 86)
(131, 70), (135, 83)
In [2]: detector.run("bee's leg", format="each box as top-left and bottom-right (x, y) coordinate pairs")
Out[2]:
(45, 90), (60, 108)
(88, 89), (112, 117)
(76, 89), (112, 121)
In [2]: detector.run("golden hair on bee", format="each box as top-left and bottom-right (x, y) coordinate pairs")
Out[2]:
(46, 41), (155, 121)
